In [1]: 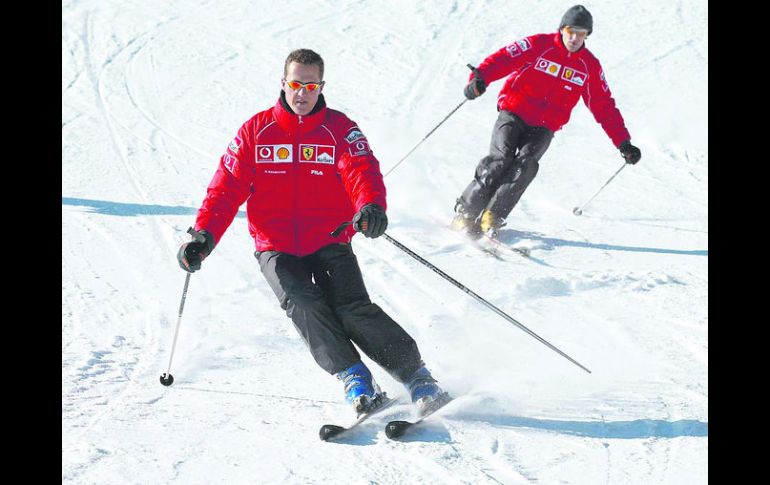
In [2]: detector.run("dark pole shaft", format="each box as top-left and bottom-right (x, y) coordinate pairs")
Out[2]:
(382, 233), (591, 374)
(576, 163), (626, 213)
(383, 99), (467, 177)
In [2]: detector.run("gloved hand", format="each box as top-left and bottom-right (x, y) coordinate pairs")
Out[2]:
(619, 140), (641, 165)
(464, 65), (486, 100)
(352, 203), (387, 238)
(177, 227), (216, 273)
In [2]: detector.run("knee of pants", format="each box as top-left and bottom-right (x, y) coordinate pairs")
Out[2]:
(282, 285), (327, 316)
(507, 159), (540, 185)
(475, 156), (509, 188)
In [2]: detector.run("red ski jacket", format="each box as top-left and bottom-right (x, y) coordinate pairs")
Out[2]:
(472, 32), (630, 147)
(194, 95), (386, 256)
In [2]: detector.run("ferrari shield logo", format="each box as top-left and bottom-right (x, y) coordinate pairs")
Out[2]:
(302, 146), (315, 160)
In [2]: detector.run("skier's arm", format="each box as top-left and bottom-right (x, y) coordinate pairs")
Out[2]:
(473, 35), (539, 86)
(337, 126), (387, 213)
(581, 59), (631, 148)
(194, 122), (256, 243)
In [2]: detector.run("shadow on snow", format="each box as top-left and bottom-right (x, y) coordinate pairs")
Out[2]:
(61, 197), (245, 218)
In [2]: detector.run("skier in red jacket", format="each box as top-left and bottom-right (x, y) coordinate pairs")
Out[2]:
(177, 49), (447, 416)
(452, 5), (642, 237)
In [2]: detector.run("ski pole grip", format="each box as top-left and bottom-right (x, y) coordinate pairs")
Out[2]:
(330, 221), (352, 238)
(187, 226), (206, 244)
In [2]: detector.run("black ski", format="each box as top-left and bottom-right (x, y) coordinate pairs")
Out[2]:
(384, 392), (454, 439)
(479, 233), (532, 258)
(319, 395), (402, 441)
(444, 220), (531, 260)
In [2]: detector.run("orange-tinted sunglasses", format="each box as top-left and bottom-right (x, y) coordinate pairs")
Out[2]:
(285, 80), (323, 92)
(563, 25), (589, 36)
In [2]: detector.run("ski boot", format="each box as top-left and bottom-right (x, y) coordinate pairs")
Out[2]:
(479, 209), (506, 239)
(405, 365), (452, 416)
(450, 202), (481, 239)
(337, 362), (386, 417)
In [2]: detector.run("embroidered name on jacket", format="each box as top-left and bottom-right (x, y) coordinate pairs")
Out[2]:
(256, 144), (293, 163)
(535, 58), (562, 77)
(300, 144), (335, 164)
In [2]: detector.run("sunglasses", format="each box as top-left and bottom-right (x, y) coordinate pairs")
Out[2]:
(285, 80), (323, 92)
(563, 26), (589, 36)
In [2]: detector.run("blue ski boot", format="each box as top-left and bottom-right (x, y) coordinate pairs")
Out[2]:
(405, 365), (451, 415)
(337, 362), (384, 416)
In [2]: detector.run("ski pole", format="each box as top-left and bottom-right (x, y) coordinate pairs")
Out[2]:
(383, 98), (467, 177)
(161, 227), (206, 386)
(160, 272), (192, 386)
(573, 163), (627, 216)
(382, 64), (477, 178)
(330, 222), (591, 374)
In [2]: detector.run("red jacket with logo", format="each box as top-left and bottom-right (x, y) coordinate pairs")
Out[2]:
(194, 95), (386, 256)
(472, 32), (630, 147)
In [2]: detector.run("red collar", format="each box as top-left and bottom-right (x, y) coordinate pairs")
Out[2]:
(272, 95), (327, 134)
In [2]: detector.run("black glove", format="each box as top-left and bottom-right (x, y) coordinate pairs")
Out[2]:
(177, 227), (216, 273)
(619, 140), (641, 165)
(352, 203), (387, 238)
(464, 65), (486, 100)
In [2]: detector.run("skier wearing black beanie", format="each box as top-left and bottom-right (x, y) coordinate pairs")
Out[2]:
(452, 5), (641, 237)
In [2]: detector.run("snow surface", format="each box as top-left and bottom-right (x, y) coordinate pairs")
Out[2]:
(62, 0), (708, 483)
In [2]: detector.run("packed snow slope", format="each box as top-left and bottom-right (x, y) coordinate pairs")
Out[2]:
(62, 0), (707, 483)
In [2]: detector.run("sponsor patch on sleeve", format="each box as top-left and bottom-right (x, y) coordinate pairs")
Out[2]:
(505, 38), (531, 58)
(227, 135), (242, 156)
(600, 70), (610, 92)
(348, 140), (371, 157)
(223, 154), (238, 174)
(344, 127), (367, 143)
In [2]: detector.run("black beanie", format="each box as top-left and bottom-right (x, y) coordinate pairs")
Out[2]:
(559, 5), (593, 35)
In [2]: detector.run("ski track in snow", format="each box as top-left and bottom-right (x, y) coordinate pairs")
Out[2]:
(63, 1), (707, 483)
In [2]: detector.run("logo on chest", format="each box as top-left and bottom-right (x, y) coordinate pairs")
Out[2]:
(561, 67), (587, 86)
(535, 58), (562, 77)
(300, 144), (335, 164)
(256, 144), (293, 163)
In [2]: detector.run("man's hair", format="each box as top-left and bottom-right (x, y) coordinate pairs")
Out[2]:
(284, 49), (324, 80)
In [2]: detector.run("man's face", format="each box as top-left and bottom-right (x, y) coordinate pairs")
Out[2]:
(561, 26), (588, 53)
(282, 62), (324, 116)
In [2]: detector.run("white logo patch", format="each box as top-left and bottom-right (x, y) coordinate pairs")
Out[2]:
(299, 144), (336, 165)
(600, 71), (610, 92)
(223, 154), (238, 173)
(506, 38), (531, 58)
(561, 67), (588, 86)
(535, 58), (561, 77)
(310, 170), (324, 176)
(349, 140), (371, 157)
(256, 144), (293, 163)
(505, 43), (521, 58)
(345, 129), (366, 143)
(227, 136), (242, 155)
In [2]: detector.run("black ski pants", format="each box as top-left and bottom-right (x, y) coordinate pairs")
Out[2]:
(255, 242), (422, 383)
(457, 110), (554, 220)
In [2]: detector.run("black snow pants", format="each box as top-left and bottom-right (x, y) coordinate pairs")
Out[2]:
(255, 242), (422, 382)
(457, 110), (554, 220)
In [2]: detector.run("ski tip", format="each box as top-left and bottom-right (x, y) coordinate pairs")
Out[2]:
(385, 420), (411, 439)
(319, 424), (346, 441)
(515, 247), (531, 257)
